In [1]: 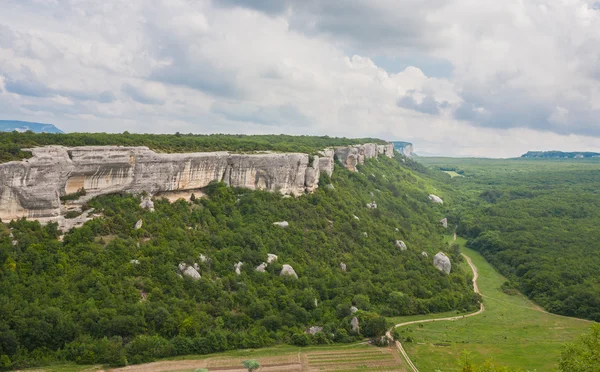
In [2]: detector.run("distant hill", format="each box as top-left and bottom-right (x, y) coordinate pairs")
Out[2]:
(0, 120), (64, 133)
(392, 141), (415, 157)
(521, 151), (600, 159)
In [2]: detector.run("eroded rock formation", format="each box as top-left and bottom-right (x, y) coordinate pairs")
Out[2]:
(433, 252), (451, 274)
(0, 142), (394, 221)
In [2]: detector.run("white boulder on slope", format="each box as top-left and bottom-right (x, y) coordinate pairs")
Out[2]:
(433, 252), (451, 274)
(429, 194), (444, 204)
(280, 264), (298, 278)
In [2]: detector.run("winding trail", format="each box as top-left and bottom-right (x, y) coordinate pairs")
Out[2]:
(386, 253), (484, 372)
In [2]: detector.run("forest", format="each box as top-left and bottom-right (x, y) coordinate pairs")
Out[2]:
(0, 131), (386, 163)
(0, 152), (479, 370)
(419, 157), (600, 321)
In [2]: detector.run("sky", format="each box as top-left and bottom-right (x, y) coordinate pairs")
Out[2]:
(1, 0), (600, 157)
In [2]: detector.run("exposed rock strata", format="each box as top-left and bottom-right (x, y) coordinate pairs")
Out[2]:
(0, 142), (393, 221)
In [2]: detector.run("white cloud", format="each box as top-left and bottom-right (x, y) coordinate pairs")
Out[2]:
(0, 0), (599, 156)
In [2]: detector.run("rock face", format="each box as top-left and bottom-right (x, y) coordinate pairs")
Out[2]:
(0, 142), (394, 221)
(333, 143), (394, 172)
(440, 218), (448, 228)
(280, 264), (298, 278)
(351, 317), (360, 333)
(429, 194), (444, 204)
(433, 252), (451, 274)
(178, 262), (201, 280)
(307, 326), (323, 335)
(395, 240), (408, 251)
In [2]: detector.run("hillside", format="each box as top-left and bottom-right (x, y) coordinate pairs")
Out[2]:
(0, 120), (64, 134)
(0, 144), (479, 370)
(419, 157), (600, 321)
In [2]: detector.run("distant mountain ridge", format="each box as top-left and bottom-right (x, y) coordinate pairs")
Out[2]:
(0, 120), (64, 133)
(521, 151), (600, 159)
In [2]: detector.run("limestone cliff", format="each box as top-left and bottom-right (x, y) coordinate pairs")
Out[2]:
(0, 142), (393, 221)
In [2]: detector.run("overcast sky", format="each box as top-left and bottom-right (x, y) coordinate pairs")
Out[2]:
(1, 0), (600, 157)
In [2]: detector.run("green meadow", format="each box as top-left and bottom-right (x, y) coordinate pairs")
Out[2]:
(394, 237), (592, 371)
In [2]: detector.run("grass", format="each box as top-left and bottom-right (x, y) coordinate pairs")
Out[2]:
(397, 237), (592, 371)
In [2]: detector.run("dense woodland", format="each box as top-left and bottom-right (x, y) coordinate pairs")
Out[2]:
(0, 132), (385, 163)
(0, 150), (478, 370)
(419, 157), (600, 321)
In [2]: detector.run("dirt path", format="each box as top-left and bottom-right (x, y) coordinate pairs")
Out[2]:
(387, 253), (484, 372)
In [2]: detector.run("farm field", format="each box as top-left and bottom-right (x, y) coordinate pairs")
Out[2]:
(23, 344), (407, 372)
(395, 237), (592, 371)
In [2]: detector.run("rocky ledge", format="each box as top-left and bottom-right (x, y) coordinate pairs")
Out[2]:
(0, 142), (394, 221)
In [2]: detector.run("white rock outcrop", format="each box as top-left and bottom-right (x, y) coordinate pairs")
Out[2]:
(178, 262), (201, 280)
(395, 240), (408, 251)
(353, 215), (360, 220)
(255, 262), (268, 272)
(0, 142), (395, 221)
(273, 221), (289, 228)
(421, 251), (429, 258)
(234, 261), (243, 275)
(366, 202), (377, 209)
(134, 219), (143, 230)
(130, 259), (140, 265)
(350, 306), (359, 314)
(440, 218), (448, 228)
(340, 262), (347, 272)
(351, 317), (360, 333)
(307, 326), (323, 335)
(267, 253), (278, 263)
(280, 264), (298, 279)
(139, 196), (154, 211)
(199, 254), (209, 263)
(433, 252), (451, 274)
(429, 194), (444, 204)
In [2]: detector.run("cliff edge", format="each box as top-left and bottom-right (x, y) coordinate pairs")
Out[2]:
(0, 142), (394, 221)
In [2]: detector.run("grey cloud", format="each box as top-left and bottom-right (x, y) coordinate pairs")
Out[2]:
(397, 92), (448, 115)
(4, 77), (54, 97)
(211, 102), (310, 127)
(216, 0), (291, 15)
(121, 83), (164, 105)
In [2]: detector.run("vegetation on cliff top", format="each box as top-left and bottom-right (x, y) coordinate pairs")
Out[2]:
(0, 154), (478, 370)
(0, 131), (387, 163)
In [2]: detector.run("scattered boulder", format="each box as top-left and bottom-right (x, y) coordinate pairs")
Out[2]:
(326, 183), (335, 190)
(366, 202), (377, 209)
(234, 261), (243, 275)
(351, 317), (360, 333)
(395, 240), (407, 251)
(307, 326), (323, 335)
(267, 253), (278, 263)
(440, 218), (448, 228)
(178, 262), (201, 280)
(130, 259), (140, 265)
(353, 215), (360, 221)
(11, 240), (18, 246)
(433, 252), (451, 274)
(350, 306), (359, 314)
(199, 254), (209, 263)
(139, 195), (154, 211)
(282, 195), (292, 199)
(134, 219), (143, 230)
(395, 228), (399, 232)
(280, 264), (298, 279)
(363, 232), (368, 237)
(314, 298), (318, 307)
(370, 191), (375, 197)
(273, 221), (289, 228)
(255, 262), (268, 272)
(340, 262), (347, 272)
(429, 194), (444, 204)
(421, 251), (429, 258)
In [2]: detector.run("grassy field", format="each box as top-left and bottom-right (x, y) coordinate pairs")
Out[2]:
(24, 343), (406, 372)
(396, 237), (592, 371)
(441, 171), (462, 178)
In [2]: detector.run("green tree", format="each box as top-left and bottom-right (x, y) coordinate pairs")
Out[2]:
(558, 325), (600, 371)
(242, 359), (260, 371)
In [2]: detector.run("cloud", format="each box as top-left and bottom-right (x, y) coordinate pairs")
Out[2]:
(1, 0), (600, 156)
